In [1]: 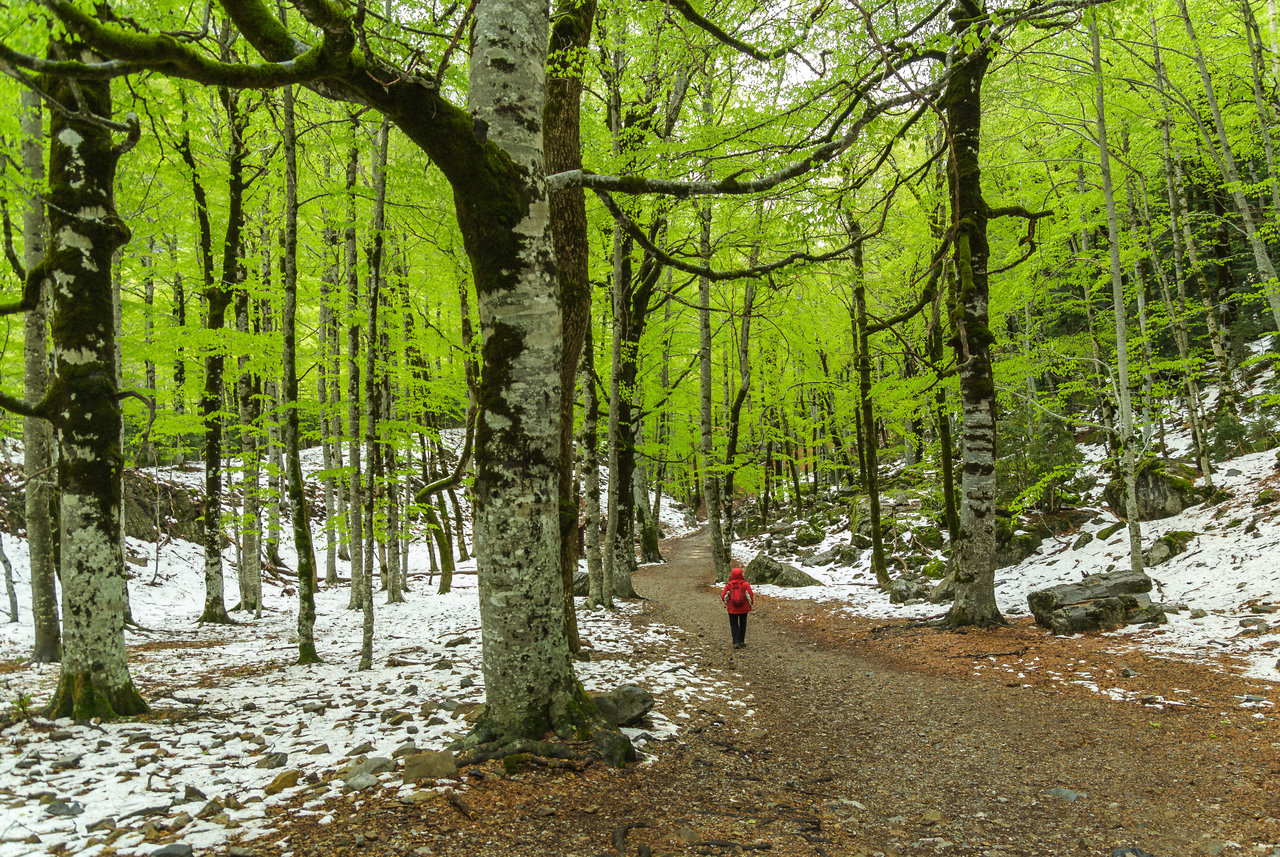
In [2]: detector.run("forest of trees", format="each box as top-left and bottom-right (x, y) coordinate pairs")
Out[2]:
(0, 0), (1278, 762)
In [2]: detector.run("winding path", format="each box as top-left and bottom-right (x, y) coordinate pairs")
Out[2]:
(620, 533), (1271, 856)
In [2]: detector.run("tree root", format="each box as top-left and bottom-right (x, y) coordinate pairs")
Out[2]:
(455, 738), (590, 768)
(612, 822), (651, 856)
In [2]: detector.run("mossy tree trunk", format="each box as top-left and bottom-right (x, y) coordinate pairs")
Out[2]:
(851, 225), (890, 588)
(344, 130), (365, 611)
(42, 50), (147, 718)
(547, 0), (597, 649)
(20, 87), (60, 663)
(942, 0), (1005, 628)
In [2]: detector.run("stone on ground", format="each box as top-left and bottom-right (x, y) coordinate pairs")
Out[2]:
(1028, 569), (1166, 635)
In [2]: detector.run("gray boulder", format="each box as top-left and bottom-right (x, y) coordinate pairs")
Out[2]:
(1103, 458), (1203, 521)
(1028, 569), (1167, 635)
(572, 570), (589, 596)
(591, 685), (655, 727)
(745, 553), (820, 587)
(888, 576), (930, 604)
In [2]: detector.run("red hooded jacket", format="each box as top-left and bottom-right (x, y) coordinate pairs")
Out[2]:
(721, 568), (754, 615)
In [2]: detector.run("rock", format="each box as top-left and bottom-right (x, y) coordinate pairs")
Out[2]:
(922, 558), (947, 580)
(1042, 787), (1086, 802)
(459, 676), (475, 689)
(196, 800), (224, 820)
(591, 685), (656, 727)
(308, 744), (330, 755)
(572, 571), (589, 596)
(86, 817), (116, 832)
(794, 525), (823, 547)
(182, 785), (207, 803)
(1098, 522), (1125, 540)
(675, 827), (701, 845)
(1027, 569), (1167, 635)
(169, 812), (193, 831)
(1120, 668), (1138, 678)
(1103, 458), (1204, 521)
(1112, 849), (1156, 857)
(921, 809), (944, 825)
(255, 752), (288, 770)
(928, 575), (955, 604)
(388, 712), (414, 726)
(392, 741), (418, 759)
(343, 772), (379, 792)
(801, 548), (837, 568)
(888, 576), (930, 604)
(1071, 532), (1094, 550)
(347, 742), (375, 756)
(348, 756), (395, 778)
(403, 751), (457, 782)
(744, 553), (816, 586)
(432, 659), (454, 671)
(1240, 617), (1267, 628)
(443, 636), (472, 648)
(995, 532), (1042, 569)
(301, 702), (326, 714)
(263, 770), (301, 796)
(1143, 530), (1197, 567)
(150, 845), (193, 857)
(229, 847), (255, 857)
(915, 528), (945, 551)
(1191, 608), (1209, 619)
(48, 729), (73, 741)
(44, 801), (83, 817)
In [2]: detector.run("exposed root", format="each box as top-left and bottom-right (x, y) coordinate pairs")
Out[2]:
(454, 738), (588, 768)
(611, 822), (651, 856)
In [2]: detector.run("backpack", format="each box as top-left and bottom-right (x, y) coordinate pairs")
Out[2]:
(727, 581), (749, 610)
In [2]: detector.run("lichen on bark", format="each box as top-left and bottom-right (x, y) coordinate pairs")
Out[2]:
(42, 43), (147, 719)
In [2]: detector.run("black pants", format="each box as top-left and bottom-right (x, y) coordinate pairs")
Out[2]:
(729, 613), (748, 646)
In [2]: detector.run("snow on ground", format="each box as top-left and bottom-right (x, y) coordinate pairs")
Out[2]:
(0, 443), (718, 857)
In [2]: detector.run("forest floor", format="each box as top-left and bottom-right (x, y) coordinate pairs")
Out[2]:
(252, 533), (1280, 857)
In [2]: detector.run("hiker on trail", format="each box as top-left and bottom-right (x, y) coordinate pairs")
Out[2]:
(721, 567), (754, 649)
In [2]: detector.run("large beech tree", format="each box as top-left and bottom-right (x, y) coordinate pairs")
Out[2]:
(8, 0), (627, 754)
(0, 46), (147, 718)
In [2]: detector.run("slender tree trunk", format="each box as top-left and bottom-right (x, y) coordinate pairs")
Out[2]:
(319, 212), (340, 585)
(698, 197), (730, 583)
(344, 132), (365, 611)
(198, 85), (248, 626)
(851, 226), (889, 587)
(276, 81), (320, 663)
(1091, 11), (1145, 577)
(360, 116), (389, 669)
(20, 88), (59, 663)
(43, 53), (147, 718)
(235, 257), (262, 614)
(582, 327), (605, 607)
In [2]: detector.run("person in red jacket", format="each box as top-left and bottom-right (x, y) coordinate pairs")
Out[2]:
(720, 567), (754, 649)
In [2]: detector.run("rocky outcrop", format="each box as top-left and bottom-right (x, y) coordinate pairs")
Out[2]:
(745, 553), (820, 587)
(1028, 569), (1167, 635)
(1103, 458), (1203, 521)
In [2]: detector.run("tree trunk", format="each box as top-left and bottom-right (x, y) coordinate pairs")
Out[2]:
(456, 0), (626, 761)
(547, 0), (597, 651)
(698, 197), (730, 583)
(582, 327), (605, 607)
(942, 0), (1004, 628)
(21, 87), (59, 663)
(198, 84), (248, 626)
(43, 53), (147, 718)
(1090, 11), (1145, 577)
(344, 132), (365, 611)
(852, 227), (890, 587)
(280, 81), (319, 663)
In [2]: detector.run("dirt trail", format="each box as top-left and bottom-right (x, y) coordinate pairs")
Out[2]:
(266, 534), (1278, 857)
